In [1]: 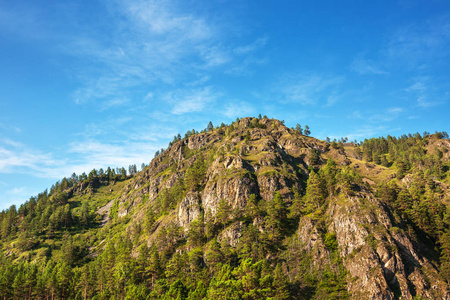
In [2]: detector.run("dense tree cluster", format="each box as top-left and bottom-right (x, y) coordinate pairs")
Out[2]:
(359, 132), (450, 283)
(360, 131), (448, 178)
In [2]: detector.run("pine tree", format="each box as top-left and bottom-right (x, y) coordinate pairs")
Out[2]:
(216, 199), (232, 230)
(303, 171), (326, 214)
(265, 192), (288, 241)
(304, 125), (311, 136)
(207, 121), (214, 132)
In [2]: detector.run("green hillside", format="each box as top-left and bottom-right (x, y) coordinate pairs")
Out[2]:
(1, 117), (449, 299)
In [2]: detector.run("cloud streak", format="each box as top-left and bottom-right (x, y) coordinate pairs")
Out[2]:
(277, 73), (345, 106)
(222, 101), (256, 118)
(350, 57), (387, 75)
(165, 86), (221, 115)
(386, 16), (450, 69)
(0, 139), (61, 177)
(404, 78), (446, 108)
(65, 0), (263, 107)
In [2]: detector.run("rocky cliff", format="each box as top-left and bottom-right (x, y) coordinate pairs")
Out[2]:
(96, 117), (450, 299)
(3, 117), (449, 299)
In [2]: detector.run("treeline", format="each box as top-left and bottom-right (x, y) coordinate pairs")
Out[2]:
(359, 131), (450, 283)
(0, 163), (148, 245)
(376, 170), (450, 283)
(0, 189), (94, 248)
(360, 131), (449, 178)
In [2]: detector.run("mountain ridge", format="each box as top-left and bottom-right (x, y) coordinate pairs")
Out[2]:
(1, 116), (449, 299)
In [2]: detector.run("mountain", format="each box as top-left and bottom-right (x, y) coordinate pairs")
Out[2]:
(1, 116), (449, 299)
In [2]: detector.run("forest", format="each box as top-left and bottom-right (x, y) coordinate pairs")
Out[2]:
(0, 117), (449, 299)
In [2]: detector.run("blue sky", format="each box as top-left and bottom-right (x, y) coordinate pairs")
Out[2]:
(0, 0), (449, 210)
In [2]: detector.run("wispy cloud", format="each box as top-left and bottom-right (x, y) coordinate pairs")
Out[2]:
(67, 140), (160, 170)
(222, 101), (256, 118)
(350, 57), (387, 75)
(0, 123), (21, 133)
(101, 97), (131, 111)
(333, 125), (388, 142)
(165, 86), (221, 115)
(65, 0), (261, 106)
(404, 78), (446, 108)
(277, 73), (345, 106)
(234, 37), (268, 55)
(0, 139), (60, 176)
(349, 107), (404, 123)
(6, 187), (27, 196)
(0, 120), (173, 180)
(386, 16), (450, 69)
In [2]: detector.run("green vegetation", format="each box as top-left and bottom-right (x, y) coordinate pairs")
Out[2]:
(0, 118), (449, 299)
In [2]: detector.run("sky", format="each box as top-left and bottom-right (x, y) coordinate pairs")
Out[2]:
(0, 0), (449, 210)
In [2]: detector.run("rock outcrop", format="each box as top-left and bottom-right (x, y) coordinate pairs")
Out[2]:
(102, 117), (449, 299)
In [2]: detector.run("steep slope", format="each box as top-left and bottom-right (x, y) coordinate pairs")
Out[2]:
(0, 117), (449, 299)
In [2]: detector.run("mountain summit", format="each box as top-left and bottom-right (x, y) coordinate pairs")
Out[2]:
(1, 116), (450, 299)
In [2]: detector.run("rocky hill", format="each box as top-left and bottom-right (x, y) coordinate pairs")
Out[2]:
(0, 117), (449, 299)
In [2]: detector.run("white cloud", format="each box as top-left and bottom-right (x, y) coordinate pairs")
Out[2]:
(350, 57), (387, 75)
(224, 56), (268, 76)
(63, 0), (269, 107)
(277, 73), (345, 105)
(143, 92), (154, 102)
(0, 140), (62, 177)
(405, 81), (427, 93)
(187, 75), (211, 87)
(200, 46), (231, 67)
(222, 101), (256, 118)
(348, 107), (404, 124)
(101, 97), (131, 110)
(325, 94), (340, 107)
(0, 123), (21, 133)
(68, 140), (160, 169)
(370, 107), (404, 122)
(1, 186), (38, 210)
(6, 187), (27, 195)
(124, 0), (212, 40)
(416, 96), (440, 108)
(386, 17), (450, 68)
(66, 0), (231, 105)
(0, 120), (173, 180)
(234, 37), (268, 55)
(387, 107), (403, 114)
(350, 111), (363, 119)
(166, 87), (221, 115)
(404, 78), (445, 108)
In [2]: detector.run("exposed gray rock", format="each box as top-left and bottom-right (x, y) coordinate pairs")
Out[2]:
(178, 192), (201, 228)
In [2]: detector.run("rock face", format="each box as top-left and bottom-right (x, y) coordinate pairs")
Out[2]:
(202, 173), (258, 217)
(218, 221), (244, 247)
(294, 189), (448, 299)
(105, 117), (449, 299)
(178, 192), (201, 228)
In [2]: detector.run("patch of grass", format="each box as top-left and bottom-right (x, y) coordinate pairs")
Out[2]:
(365, 233), (378, 250)
(182, 144), (195, 159)
(323, 232), (338, 250)
(70, 179), (130, 214)
(217, 167), (251, 180)
(389, 226), (401, 235)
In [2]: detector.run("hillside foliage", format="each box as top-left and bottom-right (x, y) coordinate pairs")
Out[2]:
(0, 117), (449, 299)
